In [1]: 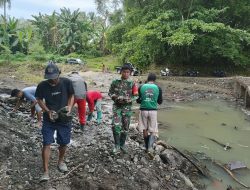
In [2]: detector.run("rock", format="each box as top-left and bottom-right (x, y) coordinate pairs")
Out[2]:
(17, 185), (24, 189)
(137, 165), (143, 169)
(126, 161), (130, 165)
(160, 149), (183, 168)
(149, 181), (159, 190)
(140, 157), (148, 165)
(165, 175), (171, 181)
(85, 165), (90, 170)
(129, 176), (134, 180)
(89, 167), (95, 173)
(117, 159), (124, 165)
(154, 155), (161, 162)
(155, 145), (165, 154)
(133, 155), (138, 163)
(140, 168), (150, 175)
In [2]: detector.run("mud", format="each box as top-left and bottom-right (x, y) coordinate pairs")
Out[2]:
(0, 69), (237, 190)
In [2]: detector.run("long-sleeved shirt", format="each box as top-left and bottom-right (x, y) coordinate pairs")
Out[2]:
(86, 91), (102, 112)
(108, 78), (138, 107)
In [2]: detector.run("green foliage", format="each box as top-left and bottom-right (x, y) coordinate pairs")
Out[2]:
(85, 55), (119, 71)
(107, 0), (250, 68)
(30, 52), (47, 61)
(31, 8), (106, 56)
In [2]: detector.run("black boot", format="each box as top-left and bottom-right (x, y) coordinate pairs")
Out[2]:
(144, 136), (149, 152)
(112, 131), (121, 154)
(147, 135), (155, 153)
(120, 132), (128, 153)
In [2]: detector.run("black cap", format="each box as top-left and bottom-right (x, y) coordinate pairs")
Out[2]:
(11, 89), (20, 97)
(147, 73), (156, 82)
(121, 63), (132, 71)
(44, 62), (60, 79)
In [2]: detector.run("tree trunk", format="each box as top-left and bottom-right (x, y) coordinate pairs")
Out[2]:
(4, 1), (6, 20)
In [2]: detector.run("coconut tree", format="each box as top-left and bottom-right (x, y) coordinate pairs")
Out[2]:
(0, 0), (11, 21)
(57, 8), (81, 54)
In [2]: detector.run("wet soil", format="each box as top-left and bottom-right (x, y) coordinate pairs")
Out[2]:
(0, 69), (237, 190)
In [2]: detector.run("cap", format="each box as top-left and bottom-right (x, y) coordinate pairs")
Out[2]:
(121, 63), (132, 71)
(44, 62), (60, 79)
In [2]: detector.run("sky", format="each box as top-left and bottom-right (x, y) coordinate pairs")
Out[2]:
(1, 0), (97, 19)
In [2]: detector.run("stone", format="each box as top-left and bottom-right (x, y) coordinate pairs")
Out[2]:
(133, 155), (138, 163)
(149, 181), (159, 190)
(140, 168), (150, 175)
(154, 145), (165, 154)
(140, 157), (148, 165)
(17, 185), (24, 189)
(89, 168), (95, 173)
(154, 155), (161, 162)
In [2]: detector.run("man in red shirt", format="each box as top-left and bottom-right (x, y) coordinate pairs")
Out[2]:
(86, 91), (102, 124)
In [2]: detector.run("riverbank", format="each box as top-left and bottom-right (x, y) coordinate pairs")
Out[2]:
(0, 66), (238, 190)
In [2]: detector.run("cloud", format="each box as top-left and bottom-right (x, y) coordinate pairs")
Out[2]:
(6, 0), (97, 19)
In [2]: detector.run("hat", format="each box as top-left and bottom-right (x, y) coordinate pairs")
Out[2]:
(44, 62), (60, 79)
(121, 63), (132, 71)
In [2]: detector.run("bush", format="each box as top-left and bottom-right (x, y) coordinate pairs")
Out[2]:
(13, 52), (27, 62)
(30, 52), (47, 61)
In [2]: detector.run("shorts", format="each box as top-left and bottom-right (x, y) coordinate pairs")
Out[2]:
(42, 120), (72, 145)
(139, 110), (158, 133)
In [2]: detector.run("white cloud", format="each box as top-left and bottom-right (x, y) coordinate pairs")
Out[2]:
(25, 0), (96, 11)
(6, 0), (97, 19)
(53, 0), (96, 10)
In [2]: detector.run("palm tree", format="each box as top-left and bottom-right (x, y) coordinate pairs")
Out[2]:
(0, 0), (11, 21)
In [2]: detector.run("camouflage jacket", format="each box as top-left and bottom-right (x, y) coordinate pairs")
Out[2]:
(108, 78), (137, 107)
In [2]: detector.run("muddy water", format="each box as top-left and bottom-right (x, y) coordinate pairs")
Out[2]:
(158, 99), (250, 189)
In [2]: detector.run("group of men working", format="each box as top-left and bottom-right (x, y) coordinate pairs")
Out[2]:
(11, 62), (162, 182)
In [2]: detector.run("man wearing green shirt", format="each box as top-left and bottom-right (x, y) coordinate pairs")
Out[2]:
(137, 73), (163, 153)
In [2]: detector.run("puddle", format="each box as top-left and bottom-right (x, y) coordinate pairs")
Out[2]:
(158, 99), (250, 189)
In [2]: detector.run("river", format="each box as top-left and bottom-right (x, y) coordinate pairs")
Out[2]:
(158, 99), (250, 189)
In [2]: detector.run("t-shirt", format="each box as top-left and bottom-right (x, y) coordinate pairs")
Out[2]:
(67, 73), (87, 99)
(86, 91), (102, 112)
(35, 77), (74, 122)
(137, 83), (163, 110)
(22, 86), (37, 102)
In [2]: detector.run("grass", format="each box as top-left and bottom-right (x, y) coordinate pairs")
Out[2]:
(85, 55), (120, 72)
(0, 55), (120, 84)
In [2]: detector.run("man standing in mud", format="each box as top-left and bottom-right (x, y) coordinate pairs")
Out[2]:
(137, 73), (162, 153)
(35, 62), (74, 181)
(109, 64), (138, 154)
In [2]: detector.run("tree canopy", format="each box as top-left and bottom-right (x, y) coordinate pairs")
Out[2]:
(0, 0), (249, 69)
(107, 0), (250, 67)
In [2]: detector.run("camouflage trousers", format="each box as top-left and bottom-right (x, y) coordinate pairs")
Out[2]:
(112, 105), (132, 147)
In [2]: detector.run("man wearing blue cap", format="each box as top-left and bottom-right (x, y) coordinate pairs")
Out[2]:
(35, 61), (75, 181)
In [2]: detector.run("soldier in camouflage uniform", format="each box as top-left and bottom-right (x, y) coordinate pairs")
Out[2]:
(108, 64), (138, 154)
